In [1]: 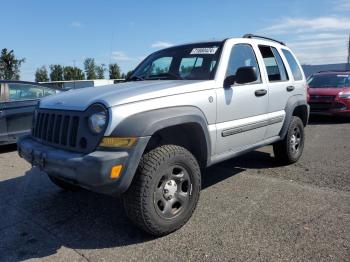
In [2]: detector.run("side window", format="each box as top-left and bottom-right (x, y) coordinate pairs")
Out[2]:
(226, 44), (261, 83)
(259, 46), (289, 82)
(0, 84), (4, 102)
(149, 57), (172, 75)
(42, 87), (56, 96)
(282, 49), (303, 81)
(179, 57), (203, 78)
(8, 83), (44, 101)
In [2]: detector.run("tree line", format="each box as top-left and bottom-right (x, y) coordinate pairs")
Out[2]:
(35, 58), (133, 82)
(0, 48), (133, 82)
(35, 58), (128, 82)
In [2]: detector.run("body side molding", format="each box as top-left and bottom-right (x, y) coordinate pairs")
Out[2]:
(222, 116), (284, 137)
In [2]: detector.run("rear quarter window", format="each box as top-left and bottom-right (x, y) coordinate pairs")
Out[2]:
(282, 49), (303, 81)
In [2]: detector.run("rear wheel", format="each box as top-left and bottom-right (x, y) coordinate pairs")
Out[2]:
(273, 116), (305, 164)
(122, 145), (201, 236)
(48, 174), (81, 191)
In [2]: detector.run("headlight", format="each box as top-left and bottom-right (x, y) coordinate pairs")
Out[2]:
(88, 111), (107, 134)
(339, 92), (350, 99)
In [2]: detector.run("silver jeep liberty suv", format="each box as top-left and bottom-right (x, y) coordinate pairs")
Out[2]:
(18, 34), (309, 236)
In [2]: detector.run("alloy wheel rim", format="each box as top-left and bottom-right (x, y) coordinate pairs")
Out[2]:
(290, 127), (302, 154)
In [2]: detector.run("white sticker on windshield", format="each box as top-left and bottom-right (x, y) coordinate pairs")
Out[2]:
(190, 47), (218, 55)
(337, 75), (349, 77)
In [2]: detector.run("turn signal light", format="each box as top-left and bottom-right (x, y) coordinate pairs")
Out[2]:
(110, 165), (123, 179)
(99, 137), (137, 148)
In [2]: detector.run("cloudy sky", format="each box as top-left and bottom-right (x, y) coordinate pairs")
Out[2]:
(1, 0), (349, 80)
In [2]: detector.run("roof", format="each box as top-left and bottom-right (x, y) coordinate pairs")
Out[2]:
(0, 80), (60, 90)
(161, 34), (286, 51)
(0, 80), (41, 85)
(242, 34), (285, 45)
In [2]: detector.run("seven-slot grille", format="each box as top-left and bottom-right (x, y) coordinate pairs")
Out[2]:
(33, 110), (81, 150)
(31, 107), (107, 153)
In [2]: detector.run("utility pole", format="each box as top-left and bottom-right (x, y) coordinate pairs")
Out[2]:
(73, 59), (76, 89)
(348, 34), (350, 64)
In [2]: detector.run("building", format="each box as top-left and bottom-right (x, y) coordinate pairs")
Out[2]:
(40, 79), (124, 90)
(348, 34), (350, 64)
(302, 63), (350, 78)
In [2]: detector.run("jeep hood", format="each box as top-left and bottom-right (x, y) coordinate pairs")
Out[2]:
(40, 80), (213, 111)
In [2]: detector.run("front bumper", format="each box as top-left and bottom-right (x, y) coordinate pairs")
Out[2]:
(18, 135), (150, 195)
(309, 99), (350, 116)
(309, 110), (350, 116)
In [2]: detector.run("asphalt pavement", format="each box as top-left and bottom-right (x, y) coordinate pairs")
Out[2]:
(0, 115), (349, 262)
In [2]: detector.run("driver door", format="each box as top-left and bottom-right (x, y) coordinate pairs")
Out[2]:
(215, 43), (269, 155)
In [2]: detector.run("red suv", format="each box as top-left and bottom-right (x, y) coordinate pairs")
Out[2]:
(307, 71), (350, 116)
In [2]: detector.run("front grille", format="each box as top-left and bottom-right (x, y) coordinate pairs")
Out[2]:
(309, 102), (332, 111)
(309, 95), (336, 102)
(33, 110), (81, 150)
(32, 107), (107, 153)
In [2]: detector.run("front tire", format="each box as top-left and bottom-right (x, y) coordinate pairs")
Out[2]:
(122, 145), (201, 236)
(273, 116), (305, 164)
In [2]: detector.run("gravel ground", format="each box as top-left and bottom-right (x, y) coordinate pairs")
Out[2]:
(0, 115), (349, 262)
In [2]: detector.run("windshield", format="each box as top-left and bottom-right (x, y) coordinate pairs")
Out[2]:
(307, 74), (350, 88)
(128, 42), (223, 81)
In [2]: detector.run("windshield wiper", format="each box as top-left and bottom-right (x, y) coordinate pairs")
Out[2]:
(146, 73), (183, 80)
(127, 75), (144, 81)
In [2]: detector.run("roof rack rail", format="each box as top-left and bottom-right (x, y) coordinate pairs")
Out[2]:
(243, 34), (286, 46)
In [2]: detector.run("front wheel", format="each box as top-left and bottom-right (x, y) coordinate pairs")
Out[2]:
(273, 116), (305, 164)
(122, 145), (201, 236)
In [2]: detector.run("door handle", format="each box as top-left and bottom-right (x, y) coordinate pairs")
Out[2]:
(255, 89), (267, 97)
(286, 86), (295, 92)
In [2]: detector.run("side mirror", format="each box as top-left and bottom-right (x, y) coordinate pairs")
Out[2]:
(223, 75), (235, 88)
(235, 66), (258, 84)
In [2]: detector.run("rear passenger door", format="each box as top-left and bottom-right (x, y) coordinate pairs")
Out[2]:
(257, 45), (293, 138)
(3, 83), (40, 140)
(281, 48), (306, 98)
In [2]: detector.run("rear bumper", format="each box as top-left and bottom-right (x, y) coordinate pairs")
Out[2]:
(0, 130), (30, 145)
(17, 135), (150, 195)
